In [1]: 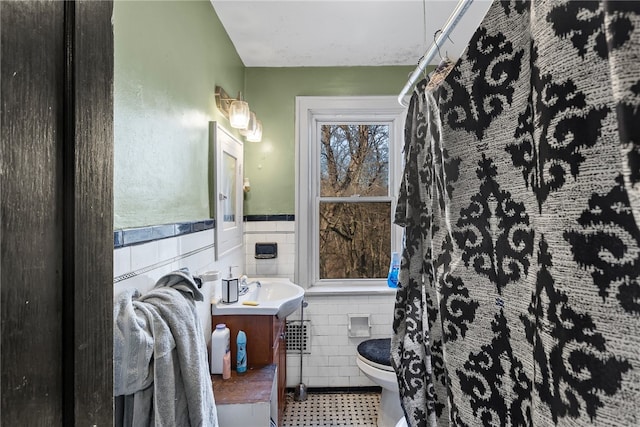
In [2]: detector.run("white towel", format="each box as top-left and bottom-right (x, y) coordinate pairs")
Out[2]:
(114, 270), (217, 427)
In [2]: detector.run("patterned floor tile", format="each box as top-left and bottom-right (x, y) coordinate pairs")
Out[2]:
(281, 392), (379, 427)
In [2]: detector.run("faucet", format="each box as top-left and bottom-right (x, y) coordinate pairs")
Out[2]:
(239, 275), (248, 290)
(239, 276), (261, 295)
(238, 275), (248, 296)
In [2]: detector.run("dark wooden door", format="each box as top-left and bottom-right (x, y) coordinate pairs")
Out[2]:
(1, 1), (114, 425)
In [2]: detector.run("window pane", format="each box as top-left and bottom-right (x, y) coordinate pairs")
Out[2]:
(320, 124), (389, 197)
(319, 202), (391, 279)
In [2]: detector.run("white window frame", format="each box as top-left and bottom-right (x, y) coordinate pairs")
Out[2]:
(295, 96), (405, 289)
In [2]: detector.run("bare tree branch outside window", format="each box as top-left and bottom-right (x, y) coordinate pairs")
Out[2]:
(319, 124), (391, 279)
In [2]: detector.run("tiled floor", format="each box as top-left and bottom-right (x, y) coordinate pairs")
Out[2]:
(282, 391), (380, 427)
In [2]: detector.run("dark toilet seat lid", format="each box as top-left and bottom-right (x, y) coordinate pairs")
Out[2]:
(357, 338), (391, 367)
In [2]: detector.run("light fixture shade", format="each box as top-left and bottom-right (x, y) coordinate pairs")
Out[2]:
(246, 120), (262, 142)
(240, 112), (257, 136)
(229, 100), (250, 129)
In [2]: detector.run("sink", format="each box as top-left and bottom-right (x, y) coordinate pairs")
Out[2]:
(211, 278), (304, 319)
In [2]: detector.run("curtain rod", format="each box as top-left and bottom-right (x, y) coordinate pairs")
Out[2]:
(397, 0), (474, 107)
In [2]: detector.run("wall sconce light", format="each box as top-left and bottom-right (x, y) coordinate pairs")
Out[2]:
(240, 112), (256, 136)
(215, 85), (264, 142)
(215, 86), (250, 129)
(246, 119), (263, 142)
(239, 112), (263, 143)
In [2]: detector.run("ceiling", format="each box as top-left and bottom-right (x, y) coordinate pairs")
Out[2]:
(210, 0), (492, 68)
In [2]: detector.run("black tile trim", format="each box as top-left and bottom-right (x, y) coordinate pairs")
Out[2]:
(244, 214), (295, 222)
(193, 219), (215, 232)
(114, 219), (215, 249)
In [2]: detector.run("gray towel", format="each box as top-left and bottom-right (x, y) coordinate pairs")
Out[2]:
(114, 270), (217, 427)
(154, 268), (204, 301)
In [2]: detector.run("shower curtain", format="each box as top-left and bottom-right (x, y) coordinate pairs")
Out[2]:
(391, 1), (640, 426)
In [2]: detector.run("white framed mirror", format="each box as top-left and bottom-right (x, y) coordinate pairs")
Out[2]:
(210, 121), (243, 259)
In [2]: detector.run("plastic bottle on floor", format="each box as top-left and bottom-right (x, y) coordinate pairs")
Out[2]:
(211, 323), (230, 374)
(222, 351), (231, 379)
(236, 330), (247, 373)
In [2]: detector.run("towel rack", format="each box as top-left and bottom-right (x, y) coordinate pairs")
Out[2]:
(397, 0), (474, 107)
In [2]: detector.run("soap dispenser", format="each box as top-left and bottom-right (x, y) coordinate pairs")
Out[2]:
(221, 266), (239, 304)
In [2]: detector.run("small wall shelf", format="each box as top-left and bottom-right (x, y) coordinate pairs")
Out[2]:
(347, 314), (371, 338)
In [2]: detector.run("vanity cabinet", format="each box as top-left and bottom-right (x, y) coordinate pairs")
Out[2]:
(212, 314), (287, 424)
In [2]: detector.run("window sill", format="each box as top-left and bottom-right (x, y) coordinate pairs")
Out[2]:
(304, 284), (398, 296)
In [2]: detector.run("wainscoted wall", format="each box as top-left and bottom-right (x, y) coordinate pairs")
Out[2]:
(287, 294), (396, 388)
(113, 218), (396, 389)
(244, 218), (396, 388)
(244, 218), (296, 280)
(113, 221), (244, 344)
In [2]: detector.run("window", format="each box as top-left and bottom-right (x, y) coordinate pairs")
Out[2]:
(296, 97), (405, 288)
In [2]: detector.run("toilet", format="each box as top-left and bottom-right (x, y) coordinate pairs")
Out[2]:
(356, 338), (405, 427)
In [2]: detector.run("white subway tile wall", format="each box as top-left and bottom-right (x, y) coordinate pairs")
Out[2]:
(113, 246), (131, 278)
(113, 221), (396, 390)
(244, 221), (296, 280)
(244, 220), (396, 389)
(113, 228), (244, 345)
(287, 294), (395, 388)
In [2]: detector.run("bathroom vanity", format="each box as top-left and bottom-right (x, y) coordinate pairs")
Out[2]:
(211, 314), (287, 425)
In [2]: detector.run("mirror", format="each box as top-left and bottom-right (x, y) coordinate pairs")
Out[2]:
(210, 121), (243, 259)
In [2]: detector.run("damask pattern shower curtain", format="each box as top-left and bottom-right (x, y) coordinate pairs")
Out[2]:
(391, 1), (640, 426)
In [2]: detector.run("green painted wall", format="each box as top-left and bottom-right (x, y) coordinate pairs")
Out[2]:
(242, 66), (414, 215)
(113, 0), (245, 229)
(114, 1), (417, 223)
